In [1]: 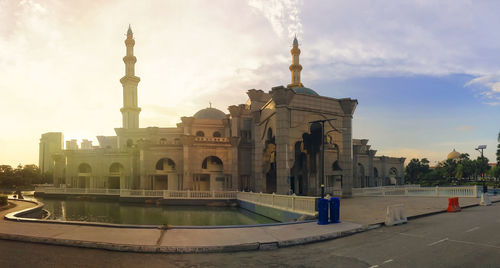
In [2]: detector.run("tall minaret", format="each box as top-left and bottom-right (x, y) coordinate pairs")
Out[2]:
(287, 36), (304, 88)
(119, 25), (141, 129)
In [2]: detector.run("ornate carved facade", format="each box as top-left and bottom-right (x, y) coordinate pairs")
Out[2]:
(42, 28), (405, 197)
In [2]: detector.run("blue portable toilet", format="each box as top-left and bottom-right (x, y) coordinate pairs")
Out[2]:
(329, 197), (340, 223)
(317, 198), (329, 225)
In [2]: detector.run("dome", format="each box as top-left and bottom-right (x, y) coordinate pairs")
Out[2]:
(193, 107), (226, 120)
(293, 87), (319, 96)
(447, 149), (461, 160)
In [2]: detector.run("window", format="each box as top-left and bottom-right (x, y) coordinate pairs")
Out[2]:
(196, 131), (204, 137)
(213, 131), (221, 137)
(159, 138), (167, 145)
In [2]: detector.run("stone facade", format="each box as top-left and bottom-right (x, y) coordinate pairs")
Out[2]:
(40, 28), (405, 197)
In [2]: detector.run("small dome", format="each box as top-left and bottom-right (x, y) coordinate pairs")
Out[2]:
(193, 107), (226, 120)
(447, 149), (461, 160)
(293, 87), (319, 96)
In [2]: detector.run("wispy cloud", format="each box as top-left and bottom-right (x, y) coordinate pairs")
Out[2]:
(456, 125), (476, 132)
(465, 74), (500, 105)
(248, 0), (302, 38)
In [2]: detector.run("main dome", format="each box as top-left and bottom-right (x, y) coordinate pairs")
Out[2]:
(292, 87), (319, 96)
(193, 107), (226, 120)
(447, 149), (461, 160)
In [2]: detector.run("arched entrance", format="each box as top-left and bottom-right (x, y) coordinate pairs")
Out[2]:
(108, 163), (124, 189)
(389, 167), (398, 185)
(263, 128), (276, 194)
(78, 163), (92, 188)
(358, 163), (366, 188)
(197, 156), (224, 191)
(374, 167), (379, 186)
(290, 141), (308, 195)
(154, 158), (177, 190)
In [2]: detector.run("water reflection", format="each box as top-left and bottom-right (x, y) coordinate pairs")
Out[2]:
(38, 198), (277, 226)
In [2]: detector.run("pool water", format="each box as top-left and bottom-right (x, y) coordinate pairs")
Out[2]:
(37, 198), (278, 226)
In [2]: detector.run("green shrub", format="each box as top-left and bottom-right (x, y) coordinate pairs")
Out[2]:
(0, 195), (7, 206)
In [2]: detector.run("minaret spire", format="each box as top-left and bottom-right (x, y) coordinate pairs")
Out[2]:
(120, 25), (141, 129)
(287, 35), (304, 88)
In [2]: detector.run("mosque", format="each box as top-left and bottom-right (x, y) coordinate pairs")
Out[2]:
(39, 26), (405, 197)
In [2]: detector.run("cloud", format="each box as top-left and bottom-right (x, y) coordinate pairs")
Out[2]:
(456, 125), (476, 132)
(465, 74), (500, 105)
(376, 147), (444, 165)
(248, 0), (303, 38)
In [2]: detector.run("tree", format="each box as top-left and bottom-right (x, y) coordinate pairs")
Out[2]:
(497, 131), (500, 165)
(0, 164), (45, 189)
(405, 158), (431, 184)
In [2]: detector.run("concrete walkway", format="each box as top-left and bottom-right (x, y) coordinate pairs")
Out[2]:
(1, 195), (499, 253)
(341, 195), (500, 225)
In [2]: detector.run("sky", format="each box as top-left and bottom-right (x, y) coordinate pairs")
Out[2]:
(0, 0), (499, 167)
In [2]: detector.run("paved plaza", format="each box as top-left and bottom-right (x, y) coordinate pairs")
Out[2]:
(0, 195), (499, 253)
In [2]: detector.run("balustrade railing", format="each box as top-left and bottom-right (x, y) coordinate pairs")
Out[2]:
(37, 187), (238, 199)
(236, 192), (317, 216)
(352, 185), (478, 198)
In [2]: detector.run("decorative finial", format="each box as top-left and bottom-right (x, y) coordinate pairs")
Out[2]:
(209, 101), (212, 108)
(293, 34), (298, 46)
(127, 24), (133, 36)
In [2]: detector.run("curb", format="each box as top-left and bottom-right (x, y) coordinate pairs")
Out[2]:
(0, 225), (372, 254)
(0, 200), (370, 254)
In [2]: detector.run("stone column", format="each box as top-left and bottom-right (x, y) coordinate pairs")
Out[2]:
(381, 156), (387, 185)
(52, 153), (65, 187)
(352, 145), (360, 188)
(368, 150), (377, 187)
(181, 135), (195, 190)
(252, 111), (264, 192)
(339, 98), (357, 197)
(270, 86), (295, 195)
(230, 137), (240, 190)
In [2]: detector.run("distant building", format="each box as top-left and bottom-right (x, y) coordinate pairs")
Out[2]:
(40, 26), (405, 196)
(38, 132), (63, 174)
(447, 149), (461, 161)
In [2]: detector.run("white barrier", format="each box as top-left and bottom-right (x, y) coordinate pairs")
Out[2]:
(236, 192), (317, 216)
(385, 204), (407, 226)
(37, 188), (237, 200)
(480, 193), (491, 206)
(353, 185), (478, 198)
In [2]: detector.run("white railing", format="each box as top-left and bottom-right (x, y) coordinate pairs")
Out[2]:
(37, 188), (238, 199)
(352, 185), (478, 198)
(163, 190), (237, 199)
(41, 188), (122, 195)
(236, 192), (317, 216)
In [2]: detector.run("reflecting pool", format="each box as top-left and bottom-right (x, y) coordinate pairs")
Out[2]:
(38, 198), (278, 226)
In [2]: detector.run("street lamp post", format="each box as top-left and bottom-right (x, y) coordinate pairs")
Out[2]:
(309, 119), (337, 198)
(475, 145), (487, 194)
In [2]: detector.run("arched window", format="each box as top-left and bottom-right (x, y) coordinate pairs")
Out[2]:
(78, 163), (92, 173)
(196, 131), (205, 137)
(202, 156), (223, 171)
(159, 138), (167, 145)
(332, 160), (342, 171)
(213, 131), (221, 137)
(155, 158), (176, 171)
(267, 128), (273, 141)
(126, 139), (133, 148)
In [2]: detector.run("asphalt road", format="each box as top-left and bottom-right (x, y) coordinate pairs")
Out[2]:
(0, 202), (499, 268)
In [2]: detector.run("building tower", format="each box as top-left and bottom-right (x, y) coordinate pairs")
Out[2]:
(39, 132), (63, 174)
(120, 25), (141, 129)
(287, 36), (304, 88)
